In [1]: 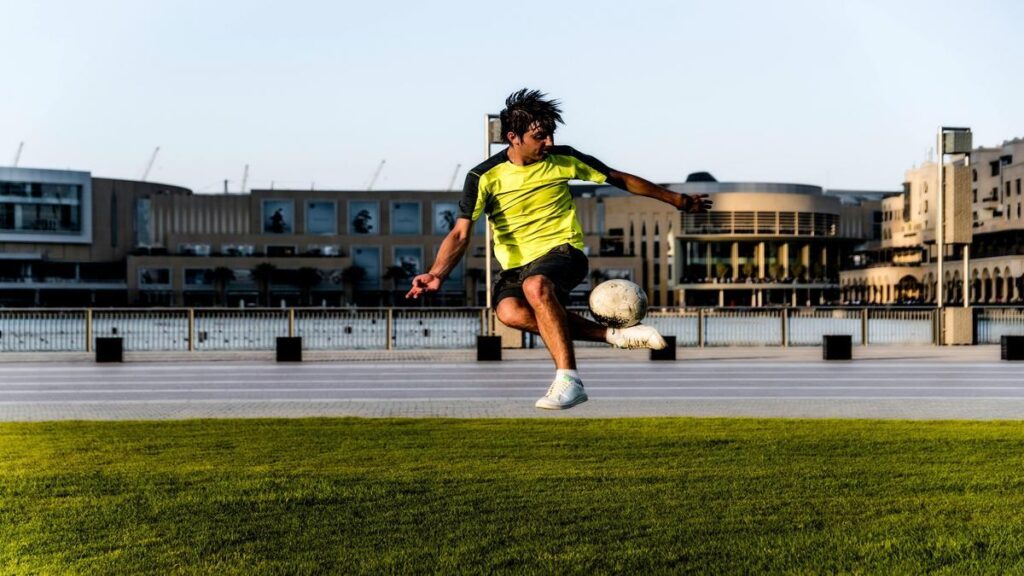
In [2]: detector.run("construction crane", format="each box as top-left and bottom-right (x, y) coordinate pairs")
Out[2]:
(367, 159), (386, 190)
(141, 146), (160, 181)
(12, 142), (23, 167)
(240, 164), (249, 194)
(446, 163), (462, 191)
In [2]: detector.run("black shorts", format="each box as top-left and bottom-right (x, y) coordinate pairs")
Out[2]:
(492, 244), (589, 306)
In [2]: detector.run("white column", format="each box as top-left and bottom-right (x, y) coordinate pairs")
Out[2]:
(730, 242), (739, 279)
(757, 242), (765, 279)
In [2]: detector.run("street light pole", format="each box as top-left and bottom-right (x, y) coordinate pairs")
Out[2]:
(484, 114), (502, 330)
(935, 126), (973, 310)
(937, 129), (945, 309)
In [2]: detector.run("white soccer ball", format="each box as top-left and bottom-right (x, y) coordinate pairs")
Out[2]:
(588, 279), (648, 328)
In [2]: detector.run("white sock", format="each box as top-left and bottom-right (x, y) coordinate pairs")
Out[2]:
(556, 369), (580, 382)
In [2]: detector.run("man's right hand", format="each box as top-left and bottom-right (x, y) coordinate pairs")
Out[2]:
(406, 273), (443, 299)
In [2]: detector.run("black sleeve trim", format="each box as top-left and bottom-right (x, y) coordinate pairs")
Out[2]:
(458, 171), (480, 219)
(458, 149), (507, 219)
(549, 145), (611, 177)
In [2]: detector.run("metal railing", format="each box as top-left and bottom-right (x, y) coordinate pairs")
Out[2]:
(526, 307), (937, 349)
(0, 306), (983, 353)
(977, 307), (1024, 344)
(0, 307), (490, 353)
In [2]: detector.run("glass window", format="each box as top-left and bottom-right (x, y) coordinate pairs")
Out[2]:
(0, 178), (87, 240)
(184, 268), (214, 286)
(230, 269), (256, 288)
(433, 202), (459, 235)
(305, 201), (337, 235)
(349, 201), (379, 235)
(306, 244), (341, 256)
(394, 246), (423, 277)
(221, 244), (255, 256)
(135, 198), (152, 246)
(352, 246), (381, 289)
(266, 245), (296, 257)
(178, 243), (210, 256)
(262, 200), (294, 234)
(391, 201), (422, 235)
(139, 268), (171, 288)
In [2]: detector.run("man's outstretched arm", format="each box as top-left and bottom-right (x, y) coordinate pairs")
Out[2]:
(406, 217), (473, 299)
(606, 170), (713, 213)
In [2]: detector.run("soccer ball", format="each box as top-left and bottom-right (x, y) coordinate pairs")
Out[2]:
(588, 279), (648, 328)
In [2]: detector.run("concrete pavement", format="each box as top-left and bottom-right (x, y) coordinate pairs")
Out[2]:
(1, 345), (1022, 421)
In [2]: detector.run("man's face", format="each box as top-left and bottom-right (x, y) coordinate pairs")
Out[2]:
(509, 123), (554, 164)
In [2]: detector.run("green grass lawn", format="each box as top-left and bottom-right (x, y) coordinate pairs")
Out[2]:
(4, 418), (1024, 574)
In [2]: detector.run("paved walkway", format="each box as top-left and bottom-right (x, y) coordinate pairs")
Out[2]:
(2, 345), (1022, 421)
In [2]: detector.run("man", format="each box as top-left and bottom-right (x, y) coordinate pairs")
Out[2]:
(407, 89), (711, 410)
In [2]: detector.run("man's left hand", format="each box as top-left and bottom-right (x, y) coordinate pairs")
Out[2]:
(676, 194), (713, 213)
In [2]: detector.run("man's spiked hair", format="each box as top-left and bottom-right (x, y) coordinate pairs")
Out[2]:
(499, 89), (564, 143)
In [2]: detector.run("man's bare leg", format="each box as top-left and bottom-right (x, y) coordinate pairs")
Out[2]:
(495, 297), (607, 342)
(496, 289), (667, 352)
(520, 275), (577, 369)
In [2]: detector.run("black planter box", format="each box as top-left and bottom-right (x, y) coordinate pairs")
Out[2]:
(95, 337), (123, 363)
(477, 335), (502, 361)
(823, 335), (852, 361)
(650, 336), (677, 361)
(1002, 335), (1024, 361)
(276, 337), (303, 362)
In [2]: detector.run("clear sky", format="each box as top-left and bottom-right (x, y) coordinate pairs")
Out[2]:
(3, 0), (1023, 193)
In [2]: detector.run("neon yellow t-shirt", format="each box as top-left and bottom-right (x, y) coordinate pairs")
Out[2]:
(459, 146), (610, 269)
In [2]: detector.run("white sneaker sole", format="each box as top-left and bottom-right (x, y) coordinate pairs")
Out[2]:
(534, 392), (589, 410)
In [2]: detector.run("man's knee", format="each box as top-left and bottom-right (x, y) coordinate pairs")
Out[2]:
(522, 275), (557, 303)
(496, 299), (530, 329)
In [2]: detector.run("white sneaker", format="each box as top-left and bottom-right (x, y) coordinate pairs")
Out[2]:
(535, 376), (588, 410)
(606, 324), (667, 350)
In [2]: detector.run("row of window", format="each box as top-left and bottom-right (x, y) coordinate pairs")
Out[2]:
(0, 182), (82, 202)
(974, 178), (1023, 204)
(256, 199), (484, 236)
(682, 212), (838, 236)
(139, 246), (456, 290)
(0, 202), (82, 234)
(176, 243), (341, 257)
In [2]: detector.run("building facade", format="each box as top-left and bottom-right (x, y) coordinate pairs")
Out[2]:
(0, 167), (191, 306)
(0, 167), (649, 307)
(671, 182), (882, 307)
(4, 164), (911, 309)
(841, 138), (1024, 305)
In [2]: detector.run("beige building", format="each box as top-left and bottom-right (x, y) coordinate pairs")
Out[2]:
(841, 138), (1024, 304)
(0, 166), (651, 307)
(0, 167), (191, 306)
(3, 165), (900, 309)
(670, 182), (881, 307)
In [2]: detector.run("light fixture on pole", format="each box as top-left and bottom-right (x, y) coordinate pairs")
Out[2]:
(935, 126), (972, 310)
(484, 114), (502, 329)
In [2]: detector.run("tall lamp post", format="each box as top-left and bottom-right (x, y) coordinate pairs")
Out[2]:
(483, 114), (503, 330)
(935, 126), (972, 309)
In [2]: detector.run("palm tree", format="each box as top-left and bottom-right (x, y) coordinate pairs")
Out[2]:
(382, 265), (410, 306)
(209, 267), (236, 307)
(295, 267), (322, 307)
(810, 262), (825, 282)
(251, 263), (277, 307)
(790, 262), (806, 282)
(466, 268), (487, 306)
(341, 265), (366, 306)
(716, 263), (729, 281)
